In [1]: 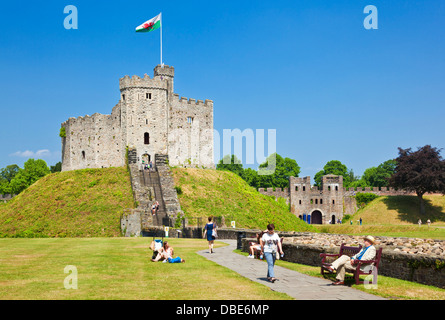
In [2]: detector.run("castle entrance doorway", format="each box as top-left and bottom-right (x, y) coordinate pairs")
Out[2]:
(142, 153), (150, 165)
(311, 210), (323, 224)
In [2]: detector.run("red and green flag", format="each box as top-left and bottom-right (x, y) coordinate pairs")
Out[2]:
(136, 13), (161, 33)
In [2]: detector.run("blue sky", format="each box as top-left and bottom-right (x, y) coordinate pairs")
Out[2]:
(0, 0), (444, 180)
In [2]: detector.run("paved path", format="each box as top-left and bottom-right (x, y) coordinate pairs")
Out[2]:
(197, 240), (385, 300)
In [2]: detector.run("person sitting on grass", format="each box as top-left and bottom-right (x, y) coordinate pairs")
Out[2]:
(151, 241), (174, 262)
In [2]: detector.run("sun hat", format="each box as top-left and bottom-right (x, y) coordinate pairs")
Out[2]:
(363, 235), (375, 244)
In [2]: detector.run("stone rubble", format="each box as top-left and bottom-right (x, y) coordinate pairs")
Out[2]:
(282, 233), (445, 258)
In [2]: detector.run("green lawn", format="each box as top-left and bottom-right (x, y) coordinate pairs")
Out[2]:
(0, 238), (291, 300)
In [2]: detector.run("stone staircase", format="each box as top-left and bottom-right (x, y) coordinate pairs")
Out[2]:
(142, 169), (168, 227)
(155, 154), (182, 220)
(121, 150), (182, 236)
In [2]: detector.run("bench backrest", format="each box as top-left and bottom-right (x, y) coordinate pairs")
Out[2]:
(374, 247), (383, 267)
(339, 243), (362, 257)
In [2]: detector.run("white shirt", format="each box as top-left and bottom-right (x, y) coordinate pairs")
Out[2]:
(261, 232), (280, 253)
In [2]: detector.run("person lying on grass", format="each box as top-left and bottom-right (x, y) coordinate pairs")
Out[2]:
(151, 241), (174, 262)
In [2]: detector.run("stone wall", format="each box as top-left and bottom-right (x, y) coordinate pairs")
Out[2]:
(241, 233), (445, 289)
(61, 105), (123, 171)
(258, 188), (289, 204)
(343, 196), (358, 216)
(168, 95), (214, 169)
(343, 187), (442, 197)
(0, 194), (15, 203)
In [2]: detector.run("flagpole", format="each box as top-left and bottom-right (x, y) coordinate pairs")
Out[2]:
(160, 12), (163, 67)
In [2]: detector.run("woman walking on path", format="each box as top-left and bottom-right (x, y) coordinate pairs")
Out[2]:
(203, 216), (216, 253)
(260, 224), (283, 283)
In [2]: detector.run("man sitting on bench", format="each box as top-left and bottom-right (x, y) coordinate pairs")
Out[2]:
(325, 235), (376, 286)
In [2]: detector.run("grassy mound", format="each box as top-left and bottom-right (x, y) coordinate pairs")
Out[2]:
(172, 168), (316, 232)
(0, 167), (134, 238)
(319, 195), (445, 239)
(351, 195), (445, 226)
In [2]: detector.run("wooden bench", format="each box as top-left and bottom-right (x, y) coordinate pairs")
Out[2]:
(320, 244), (383, 285)
(352, 247), (383, 285)
(320, 243), (362, 277)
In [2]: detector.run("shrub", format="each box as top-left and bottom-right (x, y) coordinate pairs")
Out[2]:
(59, 127), (66, 138)
(355, 192), (379, 207)
(175, 186), (183, 195)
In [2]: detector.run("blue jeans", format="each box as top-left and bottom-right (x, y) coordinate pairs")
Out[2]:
(168, 257), (182, 263)
(264, 252), (276, 278)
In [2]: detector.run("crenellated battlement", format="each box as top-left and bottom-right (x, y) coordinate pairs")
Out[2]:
(120, 65), (175, 91)
(174, 94), (213, 108)
(119, 74), (167, 91)
(154, 64), (175, 78)
(62, 112), (113, 127)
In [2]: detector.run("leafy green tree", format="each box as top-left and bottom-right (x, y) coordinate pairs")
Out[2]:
(0, 179), (9, 194)
(8, 159), (50, 194)
(257, 153), (300, 189)
(50, 162), (62, 173)
(1, 164), (20, 182)
(361, 159), (397, 187)
(217, 153), (301, 190)
(389, 145), (445, 215)
(314, 160), (350, 187)
(241, 168), (259, 188)
(216, 155), (244, 177)
(0, 164), (20, 194)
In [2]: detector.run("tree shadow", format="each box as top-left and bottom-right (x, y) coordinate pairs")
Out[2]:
(382, 196), (445, 223)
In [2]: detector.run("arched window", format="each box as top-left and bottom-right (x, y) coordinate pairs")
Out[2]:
(144, 132), (150, 145)
(81, 151), (85, 160)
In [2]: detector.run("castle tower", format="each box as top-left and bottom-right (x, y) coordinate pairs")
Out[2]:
(289, 175), (344, 224)
(61, 64), (214, 171)
(119, 65), (174, 165)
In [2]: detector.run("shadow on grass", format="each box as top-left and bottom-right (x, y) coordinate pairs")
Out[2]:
(382, 196), (445, 224)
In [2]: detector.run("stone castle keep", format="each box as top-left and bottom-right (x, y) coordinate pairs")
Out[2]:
(61, 65), (214, 171)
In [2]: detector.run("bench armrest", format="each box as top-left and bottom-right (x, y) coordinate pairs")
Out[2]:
(356, 259), (375, 265)
(320, 253), (340, 258)
(320, 253), (340, 264)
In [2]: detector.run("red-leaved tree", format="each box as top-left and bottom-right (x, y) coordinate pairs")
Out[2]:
(389, 145), (445, 215)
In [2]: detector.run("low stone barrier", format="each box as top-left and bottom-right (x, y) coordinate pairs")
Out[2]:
(241, 233), (445, 289)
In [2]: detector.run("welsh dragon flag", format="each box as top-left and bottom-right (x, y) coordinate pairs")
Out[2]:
(136, 13), (161, 33)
